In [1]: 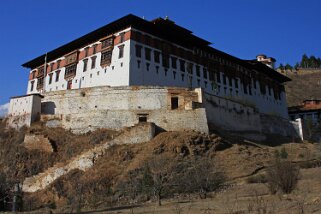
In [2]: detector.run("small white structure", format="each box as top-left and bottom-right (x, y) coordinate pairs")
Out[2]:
(7, 94), (42, 128)
(256, 54), (276, 69)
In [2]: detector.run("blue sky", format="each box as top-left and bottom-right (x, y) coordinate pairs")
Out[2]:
(0, 0), (320, 106)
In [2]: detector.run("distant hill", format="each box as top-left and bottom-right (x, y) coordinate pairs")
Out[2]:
(284, 70), (321, 106)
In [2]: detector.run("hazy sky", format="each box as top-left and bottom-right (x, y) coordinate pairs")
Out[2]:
(0, 0), (320, 105)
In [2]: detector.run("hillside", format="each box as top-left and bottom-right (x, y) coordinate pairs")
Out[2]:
(1, 120), (321, 213)
(284, 70), (321, 106)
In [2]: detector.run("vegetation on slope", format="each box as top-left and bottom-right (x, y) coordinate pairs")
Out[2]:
(285, 71), (321, 106)
(1, 120), (321, 213)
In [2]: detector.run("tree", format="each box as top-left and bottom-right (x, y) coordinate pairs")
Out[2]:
(177, 158), (225, 199)
(278, 63), (285, 70)
(310, 55), (317, 68)
(301, 54), (309, 68)
(266, 159), (299, 194)
(294, 62), (300, 70)
(285, 64), (293, 70)
(317, 58), (321, 68)
(147, 155), (174, 206)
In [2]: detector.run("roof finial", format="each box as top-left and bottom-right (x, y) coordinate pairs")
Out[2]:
(165, 15), (169, 20)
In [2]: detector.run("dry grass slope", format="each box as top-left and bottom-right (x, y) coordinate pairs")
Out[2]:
(285, 71), (321, 106)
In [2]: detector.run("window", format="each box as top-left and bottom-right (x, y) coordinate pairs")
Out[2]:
(65, 64), (77, 78)
(216, 72), (220, 83)
(171, 57), (177, 69)
(137, 60), (141, 68)
(235, 78), (239, 88)
(84, 47), (89, 57)
(171, 97), (179, 110)
(209, 72), (214, 81)
(101, 37), (113, 49)
(65, 52), (78, 65)
(32, 70), (36, 79)
(145, 48), (151, 61)
(135, 45), (142, 58)
(120, 32), (125, 43)
(222, 74), (226, 85)
(244, 84), (248, 94)
(173, 71), (176, 79)
(93, 44), (97, 54)
(30, 81), (35, 91)
(187, 63), (193, 74)
(146, 63), (150, 71)
(203, 68), (208, 79)
(118, 45), (124, 59)
(83, 59), (88, 72)
(196, 66), (200, 77)
(67, 80), (72, 90)
(229, 77), (232, 87)
(50, 63), (54, 71)
(38, 66), (44, 76)
(162, 53), (169, 68)
(154, 51), (160, 63)
(55, 70), (60, 82)
(101, 50), (112, 66)
(57, 60), (61, 69)
(49, 73), (53, 84)
(156, 65), (159, 74)
(91, 56), (97, 69)
(179, 60), (185, 72)
(138, 114), (148, 123)
(37, 77), (44, 90)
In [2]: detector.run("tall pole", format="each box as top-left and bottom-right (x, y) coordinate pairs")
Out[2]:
(43, 53), (47, 93)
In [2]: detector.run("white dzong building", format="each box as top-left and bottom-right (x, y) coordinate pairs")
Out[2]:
(23, 14), (290, 118)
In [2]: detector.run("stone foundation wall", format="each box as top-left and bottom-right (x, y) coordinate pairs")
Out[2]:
(41, 86), (209, 134)
(203, 93), (262, 132)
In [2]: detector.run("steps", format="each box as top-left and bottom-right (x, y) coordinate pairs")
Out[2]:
(22, 122), (155, 192)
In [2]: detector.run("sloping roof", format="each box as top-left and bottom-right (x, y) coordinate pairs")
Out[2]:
(21, 14), (291, 84)
(245, 60), (291, 83)
(22, 14), (210, 69)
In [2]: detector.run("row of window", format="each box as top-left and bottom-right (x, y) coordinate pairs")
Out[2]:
(135, 44), (210, 80)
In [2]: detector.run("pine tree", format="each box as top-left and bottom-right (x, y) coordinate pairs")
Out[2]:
(301, 54), (308, 68)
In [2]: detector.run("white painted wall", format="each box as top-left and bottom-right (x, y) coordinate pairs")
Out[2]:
(8, 95), (42, 128)
(25, 27), (288, 119)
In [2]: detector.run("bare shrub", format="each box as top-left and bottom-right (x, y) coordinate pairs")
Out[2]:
(179, 158), (225, 199)
(146, 154), (175, 206)
(266, 159), (299, 194)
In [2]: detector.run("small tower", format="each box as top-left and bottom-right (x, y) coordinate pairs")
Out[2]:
(256, 54), (276, 69)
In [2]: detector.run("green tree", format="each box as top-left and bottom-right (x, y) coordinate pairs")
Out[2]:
(278, 63), (285, 70)
(285, 63), (293, 70)
(300, 54), (308, 68)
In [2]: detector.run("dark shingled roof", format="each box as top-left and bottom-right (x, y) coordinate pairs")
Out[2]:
(22, 14), (210, 69)
(22, 14), (290, 83)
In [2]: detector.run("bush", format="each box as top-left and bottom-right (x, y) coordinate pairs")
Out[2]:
(275, 147), (288, 159)
(266, 160), (299, 194)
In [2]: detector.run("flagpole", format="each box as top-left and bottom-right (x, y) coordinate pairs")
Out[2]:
(43, 53), (47, 93)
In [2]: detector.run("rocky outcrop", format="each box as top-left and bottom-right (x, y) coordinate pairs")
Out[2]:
(23, 134), (55, 153)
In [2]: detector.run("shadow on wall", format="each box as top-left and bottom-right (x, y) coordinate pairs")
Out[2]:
(41, 102), (56, 115)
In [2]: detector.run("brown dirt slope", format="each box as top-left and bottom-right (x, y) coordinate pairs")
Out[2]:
(285, 72), (321, 106)
(1, 121), (321, 213)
